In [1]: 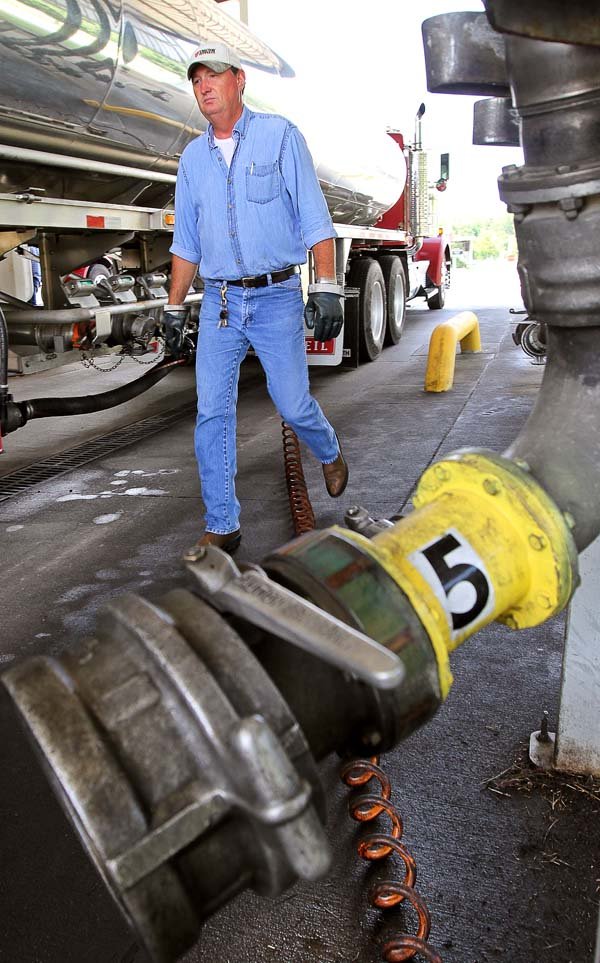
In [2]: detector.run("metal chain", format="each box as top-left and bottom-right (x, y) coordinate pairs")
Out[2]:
(80, 338), (165, 373)
(79, 351), (125, 373)
(128, 338), (166, 365)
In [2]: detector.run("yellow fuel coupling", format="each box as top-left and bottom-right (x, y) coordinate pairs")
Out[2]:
(341, 449), (578, 700)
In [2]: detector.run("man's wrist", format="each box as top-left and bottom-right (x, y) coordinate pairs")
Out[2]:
(308, 281), (344, 297)
(164, 304), (186, 312)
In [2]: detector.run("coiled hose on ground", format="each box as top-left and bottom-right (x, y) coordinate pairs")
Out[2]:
(280, 425), (442, 962)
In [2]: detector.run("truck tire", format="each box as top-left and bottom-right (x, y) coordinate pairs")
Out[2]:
(348, 257), (386, 362)
(427, 259), (447, 310)
(380, 255), (407, 344)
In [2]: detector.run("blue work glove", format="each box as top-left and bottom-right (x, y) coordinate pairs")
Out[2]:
(162, 305), (187, 358)
(304, 292), (344, 342)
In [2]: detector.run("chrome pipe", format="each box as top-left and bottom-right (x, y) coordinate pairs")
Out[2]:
(0, 144), (177, 185)
(4, 293), (203, 325)
(5, 307), (92, 324)
(6, 322), (80, 349)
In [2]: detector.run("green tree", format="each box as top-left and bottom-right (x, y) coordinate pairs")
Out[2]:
(474, 230), (501, 260)
(451, 214), (516, 261)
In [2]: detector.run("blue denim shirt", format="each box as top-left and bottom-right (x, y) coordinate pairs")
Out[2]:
(170, 106), (336, 280)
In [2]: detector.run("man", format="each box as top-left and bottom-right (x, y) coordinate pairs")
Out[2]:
(165, 41), (348, 554)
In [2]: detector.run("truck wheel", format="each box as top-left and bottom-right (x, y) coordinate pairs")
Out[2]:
(348, 258), (386, 361)
(427, 260), (447, 310)
(380, 255), (406, 344)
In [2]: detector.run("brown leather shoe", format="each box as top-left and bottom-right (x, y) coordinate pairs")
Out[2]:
(197, 529), (241, 554)
(322, 441), (348, 498)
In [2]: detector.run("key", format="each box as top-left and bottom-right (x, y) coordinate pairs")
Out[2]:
(218, 281), (228, 328)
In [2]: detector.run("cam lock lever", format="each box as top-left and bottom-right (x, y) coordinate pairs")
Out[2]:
(184, 545), (405, 691)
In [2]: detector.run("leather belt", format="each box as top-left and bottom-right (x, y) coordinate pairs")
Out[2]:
(227, 265), (299, 288)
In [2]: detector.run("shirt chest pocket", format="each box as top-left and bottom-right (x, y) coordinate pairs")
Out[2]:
(246, 162), (280, 204)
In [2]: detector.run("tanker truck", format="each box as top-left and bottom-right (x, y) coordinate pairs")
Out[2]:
(0, 0), (450, 390)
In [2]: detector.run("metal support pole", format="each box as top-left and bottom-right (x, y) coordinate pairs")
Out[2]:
(37, 233), (63, 310)
(554, 537), (600, 775)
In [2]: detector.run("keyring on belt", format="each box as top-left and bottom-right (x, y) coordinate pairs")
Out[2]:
(218, 282), (228, 328)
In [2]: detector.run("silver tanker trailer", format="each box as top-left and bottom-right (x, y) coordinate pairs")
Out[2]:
(0, 0), (450, 385)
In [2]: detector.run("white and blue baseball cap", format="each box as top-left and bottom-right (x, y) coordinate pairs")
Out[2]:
(187, 42), (242, 79)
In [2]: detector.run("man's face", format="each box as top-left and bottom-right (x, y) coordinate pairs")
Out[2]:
(191, 65), (245, 124)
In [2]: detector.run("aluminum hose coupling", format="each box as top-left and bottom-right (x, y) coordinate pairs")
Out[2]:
(2, 588), (329, 963)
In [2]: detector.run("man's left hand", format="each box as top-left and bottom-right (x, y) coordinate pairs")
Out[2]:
(304, 292), (344, 342)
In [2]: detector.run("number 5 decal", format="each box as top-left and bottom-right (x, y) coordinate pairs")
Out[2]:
(409, 528), (494, 640)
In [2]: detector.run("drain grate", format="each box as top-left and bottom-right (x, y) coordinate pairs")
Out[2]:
(0, 402), (197, 502)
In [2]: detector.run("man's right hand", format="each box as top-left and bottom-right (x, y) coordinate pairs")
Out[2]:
(304, 291), (344, 342)
(162, 305), (188, 358)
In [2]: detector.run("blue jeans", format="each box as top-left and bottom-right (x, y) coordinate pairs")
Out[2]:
(195, 274), (339, 534)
